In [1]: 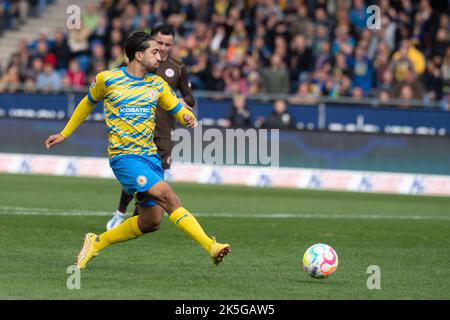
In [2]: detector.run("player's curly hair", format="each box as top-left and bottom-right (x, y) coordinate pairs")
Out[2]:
(124, 32), (155, 62)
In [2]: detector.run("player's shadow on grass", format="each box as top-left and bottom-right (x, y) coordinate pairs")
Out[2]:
(294, 278), (350, 286)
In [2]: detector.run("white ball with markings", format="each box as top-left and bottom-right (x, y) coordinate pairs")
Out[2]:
(302, 243), (338, 279)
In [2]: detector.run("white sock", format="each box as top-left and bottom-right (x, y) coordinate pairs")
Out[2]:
(115, 210), (126, 217)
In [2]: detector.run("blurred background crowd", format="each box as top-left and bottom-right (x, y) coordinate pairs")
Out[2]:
(0, 0), (449, 110)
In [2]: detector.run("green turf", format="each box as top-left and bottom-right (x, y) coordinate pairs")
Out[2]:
(0, 173), (449, 299)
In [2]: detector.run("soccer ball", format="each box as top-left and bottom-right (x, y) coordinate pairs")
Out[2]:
(302, 243), (338, 279)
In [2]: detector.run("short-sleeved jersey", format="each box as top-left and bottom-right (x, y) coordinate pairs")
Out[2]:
(89, 67), (182, 158)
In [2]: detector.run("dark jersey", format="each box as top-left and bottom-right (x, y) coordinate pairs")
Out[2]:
(154, 56), (195, 138)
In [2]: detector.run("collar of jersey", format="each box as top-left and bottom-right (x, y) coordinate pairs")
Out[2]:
(121, 67), (145, 80)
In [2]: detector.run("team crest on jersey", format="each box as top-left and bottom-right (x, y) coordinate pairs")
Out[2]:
(165, 68), (175, 78)
(137, 175), (147, 186)
(148, 90), (157, 100)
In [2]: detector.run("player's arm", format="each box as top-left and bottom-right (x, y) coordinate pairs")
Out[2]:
(178, 65), (196, 109)
(159, 81), (197, 128)
(45, 72), (106, 149)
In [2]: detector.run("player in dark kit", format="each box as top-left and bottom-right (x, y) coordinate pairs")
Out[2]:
(106, 24), (196, 230)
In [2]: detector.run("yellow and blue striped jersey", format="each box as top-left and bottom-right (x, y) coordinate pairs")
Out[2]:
(88, 67), (182, 158)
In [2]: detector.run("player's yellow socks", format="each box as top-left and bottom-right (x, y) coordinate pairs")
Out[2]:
(169, 207), (213, 252)
(93, 216), (143, 251)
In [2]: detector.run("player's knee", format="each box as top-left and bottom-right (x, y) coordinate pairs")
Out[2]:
(141, 222), (161, 234)
(138, 217), (161, 234)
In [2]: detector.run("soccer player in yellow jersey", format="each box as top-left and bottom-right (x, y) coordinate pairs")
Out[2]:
(45, 32), (231, 268)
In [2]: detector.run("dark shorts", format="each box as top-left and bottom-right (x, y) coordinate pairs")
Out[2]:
(154, 137), (173, 170)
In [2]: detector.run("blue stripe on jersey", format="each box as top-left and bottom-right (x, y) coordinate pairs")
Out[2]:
(105, 75), (127, 87)
(127, 81), (151, 89)
(87, 91), (98, 104)
(111, 92), (146, 108)
(168, 102), (183, 116)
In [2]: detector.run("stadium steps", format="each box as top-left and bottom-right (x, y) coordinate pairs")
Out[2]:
(0, 0), (95, 69)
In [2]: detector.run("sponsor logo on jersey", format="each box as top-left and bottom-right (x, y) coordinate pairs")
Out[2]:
(119, 106), (151, 117)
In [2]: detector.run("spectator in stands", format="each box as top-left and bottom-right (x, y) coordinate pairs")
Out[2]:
(224, 66), (249, 95)
(189, 52), (210, 91)
(349, 0), (368, 32)
(424, 56), (444, 100)
(392, 39), (426, 76)
(209, 24), (227, 54)
(261, 54), (289, 94)
(346, 45), (374, 96)
(373, 41), (391, 84)
(289, 3), (312, 37)
(67, 22), (91, 55)
(13, 39), (30, 70)
(352, 86), (364, 100)
(0, 65), (20, 92)
(82, 1), (100, 32)
(32, 39), (57, 68)
(337, 75), (352, 97)
(432, 14), (449, 58)
(0, 0), (19, 30)
(395, 70), (425, 100)
(242, 55), (261, 94)
(390, 44), (415, 83)
(107, 44), (125, 70)
(377, 69), (395, 96)
(223, 94), (252, 128)
(289, 34), (314, 86)
(23, 76), (37, 93)
(52, 29), (71, 70)
(64, 59), (85, 89)
(378, 89), (392, 105)
(89, 42), (106, 74)
(314, 41), (332, 73)
(442, 47), (450, 85)
(262, 100), (295, 129)
(3, 0), (449, 108)
(36, 62), (61, 92)
(398, 84), (415, 108)
(23, 56), (43, 80)
(89, 14), (108, 45)
(289, 82), (317, 105)
(331, 24), (356, 57)
(204, 64), (225, 92)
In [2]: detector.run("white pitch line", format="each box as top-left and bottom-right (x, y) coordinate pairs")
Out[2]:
(0, 206), (450, 221)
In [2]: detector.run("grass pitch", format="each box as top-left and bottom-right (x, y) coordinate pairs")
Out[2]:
(0, 173), (449, 299)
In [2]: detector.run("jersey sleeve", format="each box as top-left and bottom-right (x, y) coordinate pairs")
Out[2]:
(60, 72), (106, 138)
(158, 80), (181, 114)
(87, 71), (106, 104)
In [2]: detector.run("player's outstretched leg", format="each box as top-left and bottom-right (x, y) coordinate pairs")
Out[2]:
(76, 206), (163, 269)
(143, 181), (231, 265)
(106, 190), (133, 230)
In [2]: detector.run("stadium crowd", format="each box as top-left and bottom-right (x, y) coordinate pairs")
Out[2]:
(0, 0), (449, 108)
(0, 0), (52, 32)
